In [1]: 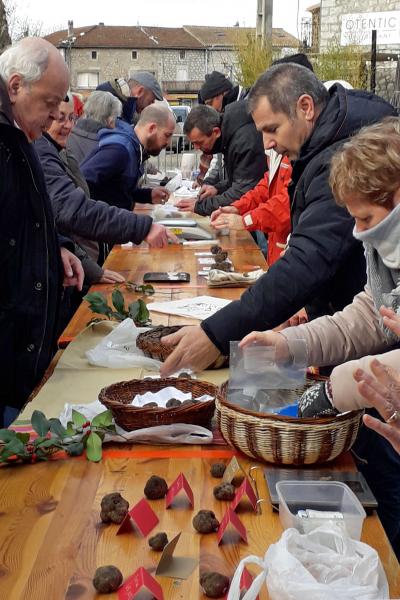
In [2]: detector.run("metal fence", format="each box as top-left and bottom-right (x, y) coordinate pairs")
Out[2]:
(144, 134), (200, 180)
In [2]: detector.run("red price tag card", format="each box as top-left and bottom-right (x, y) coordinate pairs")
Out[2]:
(231, 477), (258, 512)
(118, 567), (163, 600)
(217, 507), (248, 545)
(166, 472), (194, 508)
(130, 498), (159, 537)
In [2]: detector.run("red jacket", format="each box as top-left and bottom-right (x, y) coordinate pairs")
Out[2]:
(232, 155), (291, 265)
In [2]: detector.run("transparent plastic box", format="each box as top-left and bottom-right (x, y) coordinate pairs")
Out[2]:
(276, 480), (366, 540)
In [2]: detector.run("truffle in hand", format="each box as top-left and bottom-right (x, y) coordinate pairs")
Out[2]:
(192, 509), (220, 533)
(144, 475), (168, 500)
(200, 571), (230, 598)
(213, 482), (235, 501)
(210, 463), (226, 478)
(148, 532), (169, 551)
(100, 492), (129, 524)
(93, 565), (123, 593)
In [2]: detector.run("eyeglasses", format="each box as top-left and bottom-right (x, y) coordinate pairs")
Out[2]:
(57, 113), (78, 124)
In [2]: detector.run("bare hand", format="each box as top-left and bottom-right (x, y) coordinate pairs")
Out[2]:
(354, 359), (400, 454)
(212, 213), (244, 231)
(151, 186), (170, 204)
(192, 181), (200, 189)
(99, 269), (126, 284)
(160, 326), (220, 376)
(60, 247), (84, 291)
(239, 330), (290, 362)
(380, 306), (400, 337)
(210, 205), (239, 224)
(276, 308), (309, 330)
(145, 223), (179, 248)
(198, 184), (218, 200)
(176, 198), (197, 212)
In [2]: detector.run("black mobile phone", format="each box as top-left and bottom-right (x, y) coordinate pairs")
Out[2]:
(143, 272), (190, 283)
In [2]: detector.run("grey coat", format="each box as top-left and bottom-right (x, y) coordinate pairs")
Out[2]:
(67, 117), (102, 164)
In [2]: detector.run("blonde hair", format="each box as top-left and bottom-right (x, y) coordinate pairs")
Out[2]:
(330, 117), (400, 206)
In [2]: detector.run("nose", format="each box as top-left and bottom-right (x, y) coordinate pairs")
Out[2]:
(50, 106), (60, 122)
(355, 220), (368, 233)
(263, 133), (276, 150)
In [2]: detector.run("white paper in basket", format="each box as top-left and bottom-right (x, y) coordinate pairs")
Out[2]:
(85, 319), (162, 370)
(227, 524), (388, 600)
(131, 386), (213, 407)
(58, 400), (213, 445)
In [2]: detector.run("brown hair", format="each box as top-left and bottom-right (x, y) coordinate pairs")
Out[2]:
(330, 117), (400, 207)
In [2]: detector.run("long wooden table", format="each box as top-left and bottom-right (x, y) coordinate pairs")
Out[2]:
(1, 209), (399, 599)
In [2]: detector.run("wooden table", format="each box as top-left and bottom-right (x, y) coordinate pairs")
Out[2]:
(1, 211), (399, 599)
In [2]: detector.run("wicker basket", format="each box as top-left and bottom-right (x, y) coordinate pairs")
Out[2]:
(216, 378), (363, 465)
(99, 377), (219, 431)
(136, 325), (228, 369)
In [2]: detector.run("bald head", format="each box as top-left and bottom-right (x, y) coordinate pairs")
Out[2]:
(135, 104), (175, 156)
(0, 37), (70, 141)
(137, 104), (175, 128)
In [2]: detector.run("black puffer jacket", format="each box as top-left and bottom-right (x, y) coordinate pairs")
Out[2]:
(194, 100), (265, 216)
(202, 85), (397, 354)
(0, 79), (64, 410)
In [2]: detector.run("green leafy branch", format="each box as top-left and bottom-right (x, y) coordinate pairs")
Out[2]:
(0, 409), (116, 465)
(84, 286), (153, 327)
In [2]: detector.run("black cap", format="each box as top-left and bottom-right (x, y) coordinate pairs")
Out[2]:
(272, 53), (314, 72)
(200, 71), (233, 101)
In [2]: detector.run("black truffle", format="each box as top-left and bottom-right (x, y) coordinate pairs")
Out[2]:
(213, 482), (235, 501)
(213, 260), (231, 272)
(166, 398), (182, 408)
(200, 571), (230, 598)
(144, 475), (168, 500)
(192, 509), (220, 533)
(215, 250), (228, 261)
(148, 532), (169, 551)
(100, 492), (129, 524)
(210, 244), (222, 255)
(210, 463), (226, 478)
(143, 402), (158, 408)
(93, 565), (123, 593)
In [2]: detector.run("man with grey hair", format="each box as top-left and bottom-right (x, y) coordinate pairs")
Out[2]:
(67, 90), (122, 163)
(160, 62), (395, 375)
(81, 103), (175, 210)
(0, 37), (84, 426)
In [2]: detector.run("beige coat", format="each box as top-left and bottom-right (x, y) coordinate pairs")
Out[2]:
(281, 287), (398, 412)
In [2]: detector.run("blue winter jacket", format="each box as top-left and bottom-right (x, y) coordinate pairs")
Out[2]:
(81, 119), (152, 210)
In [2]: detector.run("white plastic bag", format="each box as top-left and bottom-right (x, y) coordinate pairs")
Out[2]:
(227, 525), (389, 600)
(85, 319), (161, 370)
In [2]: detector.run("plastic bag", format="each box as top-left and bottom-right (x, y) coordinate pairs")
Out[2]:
(227, 524), (389, 600)
(85, 319), (162, 370)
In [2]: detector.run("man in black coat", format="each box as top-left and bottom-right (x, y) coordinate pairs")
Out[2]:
(0, 38), (84, 427)
(176, 101), (266, 215)
(160, 63), (396, 375)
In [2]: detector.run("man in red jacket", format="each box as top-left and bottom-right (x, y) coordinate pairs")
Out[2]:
(210, 150), (292, 265)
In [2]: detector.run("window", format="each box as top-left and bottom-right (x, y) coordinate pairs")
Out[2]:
(77, 72), (99, 89)
(91, 50), (97, 60)
(179, 49), (186, 61)
(131, 50), (138, 60)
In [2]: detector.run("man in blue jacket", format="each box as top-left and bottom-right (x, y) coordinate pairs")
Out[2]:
(81, 104), (175, 211)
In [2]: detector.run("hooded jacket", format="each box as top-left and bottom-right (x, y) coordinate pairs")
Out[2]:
(66, 117), (102, 164)
(201, 85), (396, 355)
(96, 80), (137, 124)
(194, 100), (266, 216)
(81, 119), (152, 210)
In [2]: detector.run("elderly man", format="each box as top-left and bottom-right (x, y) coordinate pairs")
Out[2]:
(81, 104), (175, 210)
(176, 102), (265, 215)
(0, 37), (84, 427)
(160, 63), (395, 377)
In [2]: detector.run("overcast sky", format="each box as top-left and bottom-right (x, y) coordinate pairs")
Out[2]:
(11, 0), (313, 38)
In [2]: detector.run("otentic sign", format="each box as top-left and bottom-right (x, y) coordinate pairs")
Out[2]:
(341, 11), (400, 46)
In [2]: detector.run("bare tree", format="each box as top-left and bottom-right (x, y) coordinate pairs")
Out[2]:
(4, 0), (61, 41)
(0, 0), (11, 51)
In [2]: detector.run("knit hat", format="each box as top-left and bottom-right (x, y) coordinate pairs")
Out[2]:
(200, 71), (233, 101)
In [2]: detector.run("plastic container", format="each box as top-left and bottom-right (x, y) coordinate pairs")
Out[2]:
(276, 480), (366, 540)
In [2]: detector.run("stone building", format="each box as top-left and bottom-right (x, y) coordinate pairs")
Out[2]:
(45, 23), (298, 104)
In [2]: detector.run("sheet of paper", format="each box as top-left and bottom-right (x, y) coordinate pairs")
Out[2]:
(156, 533), (198, 579)
(147, 295), (231, 321)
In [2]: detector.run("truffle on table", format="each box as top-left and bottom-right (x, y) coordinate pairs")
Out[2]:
(93, 565), (123, 594)
(210, 244), (222, 255)
(210, 463), (226, 478)
(100, 492), (129, 524)
(144, 475), (168, 500)
(213, 482), (235, 501)
(192, 509), (220, 533)
(148, 532), (169, 551)
(215, 250), (228, 261)
(200, 571), (230, 598)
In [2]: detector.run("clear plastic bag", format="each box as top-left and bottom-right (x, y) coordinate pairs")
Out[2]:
(227, 525), (389, 600)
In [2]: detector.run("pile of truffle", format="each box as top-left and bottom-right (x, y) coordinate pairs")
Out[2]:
(210, 245), (232, 272)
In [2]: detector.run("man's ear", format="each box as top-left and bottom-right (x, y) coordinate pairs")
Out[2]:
(8, 74), (23, 104)
(148, 122), (157, 134)
(212, 126), (221, 138)
(135, 84), (145, 98)
(297, 94), (315, 121)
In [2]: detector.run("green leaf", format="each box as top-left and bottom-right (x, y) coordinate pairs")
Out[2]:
(143, 284), (155, 295)
(112, 288), (126, 315)
(48, 418), (67, 438)
(83, 292), (112, 317)
(72, 410), (87, 427)
(2, 437), (25, 455)
(128, 299), (150, 326)
(36, 438), (61, 449)
(86, 432), (102, 462)
(0, 429), (17, 442)
(31, 411), (50, 437)
(65, 441), (85, 456)
(65, 421), (75, 436)
(91, 410), (113, 428)
(109, 311), (127, 322)
(16, 432), (30, 444)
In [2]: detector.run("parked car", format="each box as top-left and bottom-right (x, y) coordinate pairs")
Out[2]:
(171, 105), (191, 152)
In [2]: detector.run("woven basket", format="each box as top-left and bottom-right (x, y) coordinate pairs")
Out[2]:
(99, 377), (219, 431)
(136, 325), (227, 369)
(216, 378), (363, 465)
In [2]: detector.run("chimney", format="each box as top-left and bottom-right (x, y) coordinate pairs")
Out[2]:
(99, 22), (105, 26)
(67, 20), (73, 38)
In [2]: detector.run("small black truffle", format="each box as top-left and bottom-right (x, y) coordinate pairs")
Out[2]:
(210, 463), (226, 478)
(93, 565), (123, 593)
(144, 475), (168, 500)
(166, 398), (182, 408)
(200, 571), (230, 598)
(100, 492), (129, 524)
(213, 482), (236, 501)
(149, 532), (169, 551)
(192, 509), (220, 533)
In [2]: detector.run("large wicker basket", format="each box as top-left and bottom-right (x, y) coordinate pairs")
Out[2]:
(99, 377), (219, 431)
(216, 378), (363, 465)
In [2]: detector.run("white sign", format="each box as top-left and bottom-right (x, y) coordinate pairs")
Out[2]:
(341, 11), (400, 46)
